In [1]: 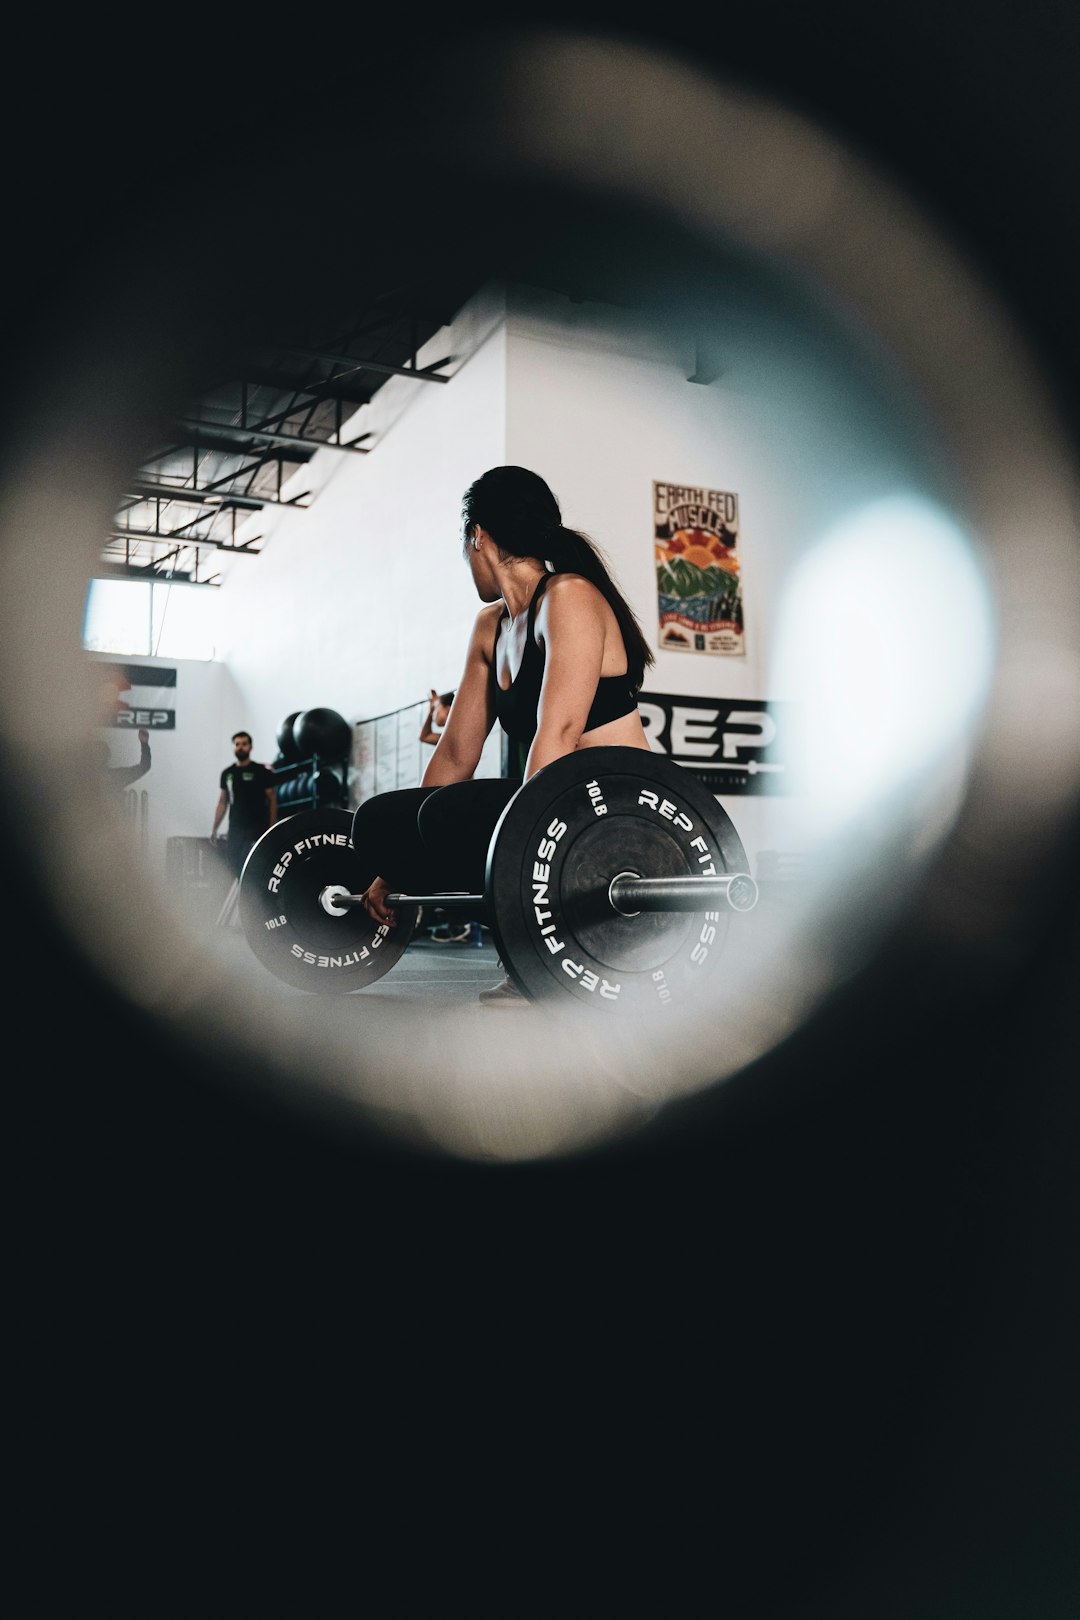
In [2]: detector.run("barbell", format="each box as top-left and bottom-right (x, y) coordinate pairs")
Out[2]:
(237, 746), (757, 1011)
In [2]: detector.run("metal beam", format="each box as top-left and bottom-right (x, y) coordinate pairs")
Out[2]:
(144, 430), (313, 463)
(221, 367), (372, 405)
(168, 508), (227, 538)
(109, 529), (263, 553)
(175, 424), (318, 463)
(179, 418), (372, 454)
(123, 478), (264, 509)
(196, 459), (311, 503)
(283, 347), (451, 383)
(94, 563), (221, 587)
(122, 479), (310, 510)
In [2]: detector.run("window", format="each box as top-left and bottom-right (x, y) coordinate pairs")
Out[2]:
(83, 579), (218, 660)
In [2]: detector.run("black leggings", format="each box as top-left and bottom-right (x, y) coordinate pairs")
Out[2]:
(350, 777), (523, 894)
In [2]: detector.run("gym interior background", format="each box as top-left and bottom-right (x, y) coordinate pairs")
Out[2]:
(4, 8), (1078, 1611)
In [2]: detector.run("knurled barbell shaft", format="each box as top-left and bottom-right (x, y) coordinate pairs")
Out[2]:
(608, 873), (758, 914)
(318, 889), (482, 915)
(384, 892), (483, 909)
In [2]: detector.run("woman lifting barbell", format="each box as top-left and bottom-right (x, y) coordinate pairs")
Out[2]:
(351, 464), (656, 1005)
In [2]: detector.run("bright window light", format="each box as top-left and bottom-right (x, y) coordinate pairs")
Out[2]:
(770, 495), (997, 840)
(83, 580), (219, 660)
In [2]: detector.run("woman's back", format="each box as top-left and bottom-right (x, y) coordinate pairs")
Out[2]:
(491, 572), (650, 752)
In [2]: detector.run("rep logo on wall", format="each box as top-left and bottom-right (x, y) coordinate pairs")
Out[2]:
(95, 662), (177, 730)
(638, 691), (787, 795)
(653, 480), (744, 657)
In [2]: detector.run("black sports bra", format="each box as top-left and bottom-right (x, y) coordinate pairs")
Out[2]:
(492, 573), (639, 745)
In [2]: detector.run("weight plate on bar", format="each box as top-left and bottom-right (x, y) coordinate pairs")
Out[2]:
(485, 747), (750, 1011)
(238, 808), (417, 994)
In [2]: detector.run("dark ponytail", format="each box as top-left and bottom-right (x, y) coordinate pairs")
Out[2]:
(461, 466), (655, 689)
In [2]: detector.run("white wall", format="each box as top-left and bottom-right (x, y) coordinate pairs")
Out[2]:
(501, 280), (956, 862)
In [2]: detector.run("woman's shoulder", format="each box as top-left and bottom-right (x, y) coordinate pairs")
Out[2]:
(471, 599), (505, 657)
(538, 572), (606, 617)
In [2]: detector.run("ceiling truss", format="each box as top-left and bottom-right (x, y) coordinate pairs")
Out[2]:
(101, 293), (457, 588)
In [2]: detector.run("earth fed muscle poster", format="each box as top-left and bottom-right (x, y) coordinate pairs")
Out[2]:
(653, 481), (744, 656)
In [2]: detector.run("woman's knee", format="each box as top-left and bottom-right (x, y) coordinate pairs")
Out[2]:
(415, 781), (482, 847)
(415, 786), (448, 844)
(351, 787), (427, 849)
(417, 779), (519, 872)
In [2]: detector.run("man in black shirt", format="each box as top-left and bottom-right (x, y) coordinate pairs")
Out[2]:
(212, 731), (277, 878)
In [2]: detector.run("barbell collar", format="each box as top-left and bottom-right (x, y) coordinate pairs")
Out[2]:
(608, 871), (759, 915)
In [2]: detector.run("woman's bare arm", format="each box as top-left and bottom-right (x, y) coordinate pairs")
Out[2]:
(361, 609), (499, 925)
(420, 605), (500, 787)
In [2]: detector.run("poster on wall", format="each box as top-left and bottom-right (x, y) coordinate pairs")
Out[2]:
(653, 481), (744, 656)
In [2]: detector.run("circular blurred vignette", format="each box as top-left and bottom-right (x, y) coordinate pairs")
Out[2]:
(1, 25), (1078, 1166)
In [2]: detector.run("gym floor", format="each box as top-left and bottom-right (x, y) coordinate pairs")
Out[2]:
(349, 923), (502, 1001)
(211, 906), (505, 1003)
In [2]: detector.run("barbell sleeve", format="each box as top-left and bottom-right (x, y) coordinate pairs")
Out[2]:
(608, 872), (759, 914)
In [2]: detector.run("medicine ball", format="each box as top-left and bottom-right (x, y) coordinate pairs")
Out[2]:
(276, 710), (303, 763)
(292, 707), (352, 762)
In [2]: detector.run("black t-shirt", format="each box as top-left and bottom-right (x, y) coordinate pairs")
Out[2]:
(220, 761), (275, 833)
